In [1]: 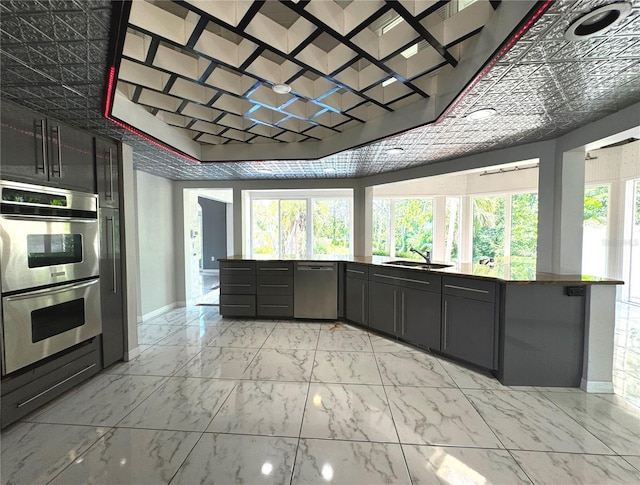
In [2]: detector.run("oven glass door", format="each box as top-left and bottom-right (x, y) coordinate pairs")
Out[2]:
(1, 278), (102, 375)
(0, 217), (99, 293)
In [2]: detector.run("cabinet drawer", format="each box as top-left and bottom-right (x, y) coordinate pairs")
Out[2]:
(442, 276), (497, 302)
(220, 274), (256, 294)
(257, 261), (293, 275)
(370, 266), (441, 293)
(220, 261), (256, 275)
(220, 295), (256, 317)
(345, 263), (369, 280)
(257, 295), (294, 317)
(257, 275), (293, 295)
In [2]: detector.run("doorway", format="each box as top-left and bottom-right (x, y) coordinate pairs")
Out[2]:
(183, 188), (233, 305)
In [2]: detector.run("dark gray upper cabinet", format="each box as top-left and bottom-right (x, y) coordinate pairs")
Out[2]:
(345, 263), (369, 325)
(95, 137), (119, 207)
(368, 267), (442, 349)
(100, 207), (124, 367)
(1, 102), (49, 185)
(1, 100), (95, 193)
(441, 276), (498, 369)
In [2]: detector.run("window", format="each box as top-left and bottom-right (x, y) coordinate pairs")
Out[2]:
(472, 192), (538, 273)
(249, 191), (352, 259)
(472, 195), (506, 262)
(394, 199), (433, 258)
(445, 197), (461, 262)
(372, 199), (391, 256)
(312, 199), (351, 255)
(511, 192), (538, 262)
(371, 198), (434, 259)
(582, 185), (609, 277)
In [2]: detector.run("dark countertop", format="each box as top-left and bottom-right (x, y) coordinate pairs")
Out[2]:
(220, 255), (623, 285)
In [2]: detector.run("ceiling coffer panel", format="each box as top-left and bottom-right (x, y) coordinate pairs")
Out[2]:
(107, 0), (545, 162)
(3, 0), (637, 181)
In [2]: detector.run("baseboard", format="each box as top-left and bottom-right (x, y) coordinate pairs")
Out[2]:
(125, 346), (141, 361)
(580, 378), (614, 393)
(141, 302), (178, 322)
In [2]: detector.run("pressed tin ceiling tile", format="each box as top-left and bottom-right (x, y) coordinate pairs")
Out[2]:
(0, 0), (639, 180)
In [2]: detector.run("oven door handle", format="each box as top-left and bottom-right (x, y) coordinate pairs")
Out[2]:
(3, 278), (99, 301)
(1, 215), (96, 223)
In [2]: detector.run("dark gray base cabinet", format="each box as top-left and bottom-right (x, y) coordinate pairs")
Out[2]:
(369, 281), (441, 349)
(100, 207), (125, 368)
(369, 281), (396, 335)
(220, 261), (257, 317)
(345, 277), (368, 325)
(1, 339), (101, 428)
(442, 295), (495, 369)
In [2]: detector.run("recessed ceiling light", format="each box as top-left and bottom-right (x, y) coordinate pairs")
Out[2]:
(401, 43), (419, 59)
(387, 147), (404, 155)
(382, 77), (397, 87)
(272, 83), (291, 94)
(564, 2), (632, 41)
(467, 108), (497, 121)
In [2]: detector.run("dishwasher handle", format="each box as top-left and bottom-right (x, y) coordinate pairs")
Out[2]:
(297, 263), (335, 271)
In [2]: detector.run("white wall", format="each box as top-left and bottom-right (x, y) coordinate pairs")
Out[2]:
(135, 170), (177, 317)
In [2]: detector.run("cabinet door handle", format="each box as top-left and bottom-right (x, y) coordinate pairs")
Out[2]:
(373, 273), (430, 285)
(393, 291), (397, 333)
(347, 269), (365, 274)
(107, 147), (114, 201)
(361, 284), (365, 322)
(444, 284), (489, 294)
(51, 125), (63, 177)
(443, 300), (448, 350)
(401, 292), (405, 335)
(38, 119), (47, 174)
(107, 216), (117, 294)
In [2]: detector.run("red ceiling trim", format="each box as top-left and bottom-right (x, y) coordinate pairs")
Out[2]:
(436, 0), (554, 123)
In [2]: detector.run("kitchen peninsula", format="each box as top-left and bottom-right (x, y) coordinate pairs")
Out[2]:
(220, 257), (622, 392)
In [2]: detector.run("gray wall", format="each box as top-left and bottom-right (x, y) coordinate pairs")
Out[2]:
(199, 196), (227, 270)
(136, 170), (176, 317)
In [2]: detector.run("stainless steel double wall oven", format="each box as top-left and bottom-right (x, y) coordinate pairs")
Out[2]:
(0, 181), (101, 375)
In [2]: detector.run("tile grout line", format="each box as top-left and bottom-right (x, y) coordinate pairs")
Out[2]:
(370, 328), (416, 485)
(289, 319), (322, 485)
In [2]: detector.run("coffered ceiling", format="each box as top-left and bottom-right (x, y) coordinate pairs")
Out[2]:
(1, 0), (639, 180)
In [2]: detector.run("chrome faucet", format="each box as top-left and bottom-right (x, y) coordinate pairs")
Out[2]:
(409, 247), (431, 264)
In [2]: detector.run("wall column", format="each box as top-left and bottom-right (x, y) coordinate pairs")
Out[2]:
(433, 196), (446, 261)
(537, 144), (585, 274)
(353, 184), (371, 256)
(232, 187), (243, 255)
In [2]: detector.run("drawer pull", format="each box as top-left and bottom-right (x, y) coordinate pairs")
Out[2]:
(260, 304), (289, 308)
(373, 273), (430, 285)
(259, 284), (289, 288)
(223, 304), (251, 308)
(444, 284), (489, 294)
(259, 267), (289, 271)
(227, 284), (251, 287)
(17, 364), (96, 408)
(346, 269), (365, 274)
(224, 267), (251, 271)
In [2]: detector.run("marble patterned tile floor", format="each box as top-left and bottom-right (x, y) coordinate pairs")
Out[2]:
(2, 304), (640, 485)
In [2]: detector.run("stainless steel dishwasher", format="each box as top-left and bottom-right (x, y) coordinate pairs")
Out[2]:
(294, 262), (337, 319)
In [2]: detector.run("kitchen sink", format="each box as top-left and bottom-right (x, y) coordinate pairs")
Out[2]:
(384, 260), (453, 270)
